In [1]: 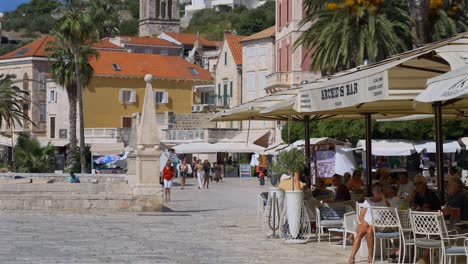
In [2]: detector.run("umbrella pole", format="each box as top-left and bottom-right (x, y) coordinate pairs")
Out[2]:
(434, 102), (445, 204)
(304, 115), (311, 188)
(246, 118), (251, 146)
(364, 113), (373, 197)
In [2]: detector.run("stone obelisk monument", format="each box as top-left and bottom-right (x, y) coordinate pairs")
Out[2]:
(133, 74), (162, 211)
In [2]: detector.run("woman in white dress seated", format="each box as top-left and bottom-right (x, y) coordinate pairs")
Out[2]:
(348, 182), (390, 264)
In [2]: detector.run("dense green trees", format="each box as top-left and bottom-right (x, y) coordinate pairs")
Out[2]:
(3, 0), (60, 34)
(185, 1), (275, 40)
(3, 0), (134, 37)
(281, 119), (468, 144)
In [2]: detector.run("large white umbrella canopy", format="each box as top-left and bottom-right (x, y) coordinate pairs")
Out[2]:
(414, 140), (462, 153)
(415, 62), (468, 110)
(356, 139), (417, 156)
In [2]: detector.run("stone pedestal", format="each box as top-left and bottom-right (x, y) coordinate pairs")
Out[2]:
(134, 147), (161, 196)
(130, 74), (163, 211)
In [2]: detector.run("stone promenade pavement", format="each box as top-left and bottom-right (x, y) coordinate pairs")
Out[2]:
(0, 178), (352, 264)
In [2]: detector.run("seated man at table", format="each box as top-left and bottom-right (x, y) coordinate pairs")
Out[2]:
(443, 178), (468, 220)
(312, 179), (331, 198)
(397, 172), (413, 200)
(332, 174), (351, 202)
(411, 175), (441, 211)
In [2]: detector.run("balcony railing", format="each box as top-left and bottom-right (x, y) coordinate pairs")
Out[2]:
(265, 72), (292, 91)
(84, 128), (120, 138)
(163, 130), (205, 142)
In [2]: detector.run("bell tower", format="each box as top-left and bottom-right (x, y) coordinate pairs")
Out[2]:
(139, 0), (180, 37)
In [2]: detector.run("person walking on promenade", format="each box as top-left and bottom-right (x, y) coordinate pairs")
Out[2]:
(192, 156), (198, 178)
(196, 159), (204, 189)
(163, 161), (175, 202)
(203, 160), (211, 189)
(180, 159), (189, 190)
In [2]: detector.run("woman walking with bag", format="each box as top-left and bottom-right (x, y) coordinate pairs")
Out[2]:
(163, 161), (175, 202)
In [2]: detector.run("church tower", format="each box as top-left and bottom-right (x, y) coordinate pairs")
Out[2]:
(139, 0), (180, 37)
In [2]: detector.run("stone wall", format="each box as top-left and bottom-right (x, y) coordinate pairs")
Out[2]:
(0, 173), (162, 212)
(172, 113), (216, 130)
(0, 173), (127, 183)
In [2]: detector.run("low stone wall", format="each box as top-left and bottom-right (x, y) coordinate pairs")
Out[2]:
(0, 174), (162, 212)
(0, 173), (127, 183)
(0, 193), (161, 212)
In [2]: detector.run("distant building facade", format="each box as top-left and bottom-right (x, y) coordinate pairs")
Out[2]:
(266, 0), (319, 93)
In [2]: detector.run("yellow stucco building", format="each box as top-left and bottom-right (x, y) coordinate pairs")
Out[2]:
(85, 51), (213, 128)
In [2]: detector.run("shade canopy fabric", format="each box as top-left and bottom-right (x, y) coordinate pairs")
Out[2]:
(415, 63), (468, 103)
(228, 130), (270, 147)
(334, 147), (358, 176)
(90, 143), (125, 155)
(291, 137), (346, 147)
(414, 140), (462, 153)
(263, 143), (289, 155)
(173, 142), (219, 154)
(460, 137), (468, 148)
(173, 142), (265, 154)
(356, 139), (417, 156)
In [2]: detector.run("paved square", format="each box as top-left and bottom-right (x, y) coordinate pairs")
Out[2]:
(0, 178), (351, 264)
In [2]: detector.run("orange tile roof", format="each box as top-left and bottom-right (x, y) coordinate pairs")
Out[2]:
(164, 32), (219, 47)
(0, 36), (125, 60)
(92, 39), (125, 50)
(0, 35), (54, 59)
(119, 36), (178, 47)
(241, 27), (276, 42)
(225, 34), (246, 65)
(90, 51), (212, 81)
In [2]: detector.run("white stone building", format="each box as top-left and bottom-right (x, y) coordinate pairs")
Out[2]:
(240, 26), (281, 144)
(214, 33), (245, 129)
(184, 0), (266, 18)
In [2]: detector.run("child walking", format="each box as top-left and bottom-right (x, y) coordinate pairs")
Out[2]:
(163, 161), (174, 202)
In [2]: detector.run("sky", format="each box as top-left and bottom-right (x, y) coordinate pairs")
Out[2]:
(0, 0), (31, 12)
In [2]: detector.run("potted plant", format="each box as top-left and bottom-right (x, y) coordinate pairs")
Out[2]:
(274, 148), (306, 239)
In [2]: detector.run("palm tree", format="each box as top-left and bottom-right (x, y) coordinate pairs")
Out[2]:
(298, 0), (413, 75)
(52, 0), (118, 173)
(52, 0), (94, 173)
(0, 74), (34, 162)
(48, 34), (98, 169)
(14, 132), (55, 173)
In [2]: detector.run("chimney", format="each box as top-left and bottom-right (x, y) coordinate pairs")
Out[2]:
(224, 30), (232, 36)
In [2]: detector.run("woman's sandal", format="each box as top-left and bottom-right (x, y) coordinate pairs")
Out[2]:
(348, 257), (355, 264)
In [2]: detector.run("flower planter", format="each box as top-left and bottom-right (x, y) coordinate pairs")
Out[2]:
(285, 190), (304, 238)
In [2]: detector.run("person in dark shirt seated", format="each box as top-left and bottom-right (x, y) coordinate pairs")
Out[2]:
(412, 175), (441, 211)
(332, 174), (351, 202)
(312, 179), (331, 198)
(443, 178), (468, 220)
